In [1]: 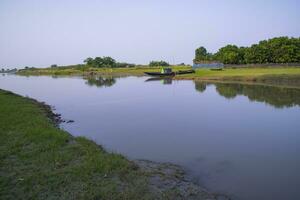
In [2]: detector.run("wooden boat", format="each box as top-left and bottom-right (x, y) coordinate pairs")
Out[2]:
(144, 67), (175, 77)
(144, 68), (195, 77)
(144, 72), (175, 77)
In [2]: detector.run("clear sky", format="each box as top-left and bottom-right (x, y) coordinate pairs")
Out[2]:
(0, 0), (299, 68)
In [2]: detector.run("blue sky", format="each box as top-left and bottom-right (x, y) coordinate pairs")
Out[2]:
(0, 0), (299, 68)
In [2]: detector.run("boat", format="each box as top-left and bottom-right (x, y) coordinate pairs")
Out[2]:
(144, 68), (195, 77)
(144, 72), (175, 76)
(144, 67), (175, 77)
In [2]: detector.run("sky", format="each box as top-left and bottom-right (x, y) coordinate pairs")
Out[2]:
(0, 0), (299, 68)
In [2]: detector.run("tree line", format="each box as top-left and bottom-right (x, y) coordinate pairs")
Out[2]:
(83, 57), (171, 68)
(83, 57), (135, 68)
(194, 36), (300, 64)
(149, 60), (170, 67)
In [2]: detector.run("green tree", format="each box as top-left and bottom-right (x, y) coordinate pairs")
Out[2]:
(84, 57), (117, 68)
(195, 36), (300, 64)
(214, 45), (243, 64)
(194, 46), (213, 62)
(84, 57), (94, 66)
(149, 60), (170, 67)
(102, 57), (116, 67)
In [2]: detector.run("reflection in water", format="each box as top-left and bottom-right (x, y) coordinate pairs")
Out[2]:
(145, 77), (173, 84)
(194, 81), (300, 108)
(194, 81), (207, 93)
(84, 76), (116, 88)
(216, 83), (300, 108)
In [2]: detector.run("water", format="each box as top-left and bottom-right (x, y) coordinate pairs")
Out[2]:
(1, 74), (300, 200)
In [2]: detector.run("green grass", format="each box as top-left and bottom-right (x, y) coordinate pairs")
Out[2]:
(180, 67), (300, 78)
(17, 66), (191, 76)
(176, 67), (300, 87)
(0, 90), (154, 200)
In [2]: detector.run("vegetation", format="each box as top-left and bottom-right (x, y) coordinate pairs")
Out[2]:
(17, 65), (190, 76)
(194, 36), (300, 64)
(0, 89), (156, 200)
(177, 67), (300, 87)
(149, 60), (170, 67)
(83, 57), (135, 68)
(84, 56), (117, 68)
(195, 47), (213, 61)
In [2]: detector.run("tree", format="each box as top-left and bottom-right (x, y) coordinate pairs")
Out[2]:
(149, 60), (170, 67)
(84, 57), (94, 66)
(51, 64), (58, 68)
(93, 57), (103, 67)
(84, 56), (117, 68)
(214, 45), (244, 64)
(194, 46), (212, 62)
(102, 57), (116, 67)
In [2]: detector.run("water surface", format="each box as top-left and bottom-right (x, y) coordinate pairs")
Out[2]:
(1, 74), (300, 200)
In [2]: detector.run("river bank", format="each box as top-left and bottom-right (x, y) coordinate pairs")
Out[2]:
(17, 66), (300, 87)
(0, 89), (227, 200)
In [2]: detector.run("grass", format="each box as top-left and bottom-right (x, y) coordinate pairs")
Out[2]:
(176, 67), (300, 87)
(179, 67), (300, 78)
(17, 65), (191, 76)
(0, 89), (155, 200)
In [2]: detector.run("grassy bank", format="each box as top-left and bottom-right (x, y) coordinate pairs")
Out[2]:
(0, 89), (154, 200)
(176, 67), (300, 87)
(0, 89), (219, 200)
(17, 65), (300, 87)
(17, 66), (191, 76)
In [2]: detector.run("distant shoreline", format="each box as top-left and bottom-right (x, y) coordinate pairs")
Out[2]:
(16, 65), (300, 88)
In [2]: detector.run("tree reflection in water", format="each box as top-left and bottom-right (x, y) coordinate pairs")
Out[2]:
(194, 81), (300, 108)
(194, 81), (207, 93)
(85, 76), (116, 88)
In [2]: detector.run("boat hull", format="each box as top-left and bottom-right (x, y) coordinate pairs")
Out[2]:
(144, 72), (175, 77)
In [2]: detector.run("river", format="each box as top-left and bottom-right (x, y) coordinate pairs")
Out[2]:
(1, 74), (300, 200)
